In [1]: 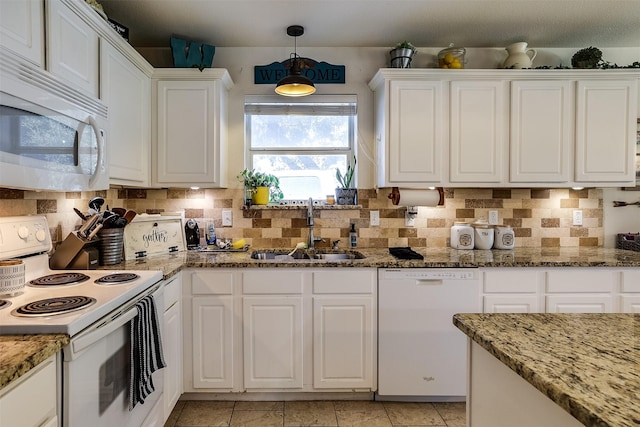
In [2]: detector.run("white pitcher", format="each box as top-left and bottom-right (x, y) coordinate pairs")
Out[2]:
(502, 42), (537, 69)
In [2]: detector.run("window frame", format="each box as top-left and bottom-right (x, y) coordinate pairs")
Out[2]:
(244, 95), (357, 196)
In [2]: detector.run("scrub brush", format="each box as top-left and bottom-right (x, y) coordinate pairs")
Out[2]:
(288, 242), (307, 256)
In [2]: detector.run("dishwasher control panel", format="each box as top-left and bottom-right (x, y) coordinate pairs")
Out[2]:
(381, 269), (478, 280)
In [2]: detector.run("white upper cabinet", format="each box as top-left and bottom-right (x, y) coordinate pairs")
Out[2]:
(101, 40), (152, 186)
(46, 0), (99, 97)
(510, 80), (573, 183)
(575, 79), (638, 183)
(152, 69), (233, 188)
(449, 80), (508, 183)
(370, 69), (639, 188)
(0, 0), (44, 66)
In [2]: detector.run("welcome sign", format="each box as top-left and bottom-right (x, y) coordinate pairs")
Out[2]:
(254, 58), (345, 85)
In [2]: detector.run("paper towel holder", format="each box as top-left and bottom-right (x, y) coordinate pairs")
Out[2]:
(387, 187), (445, 206)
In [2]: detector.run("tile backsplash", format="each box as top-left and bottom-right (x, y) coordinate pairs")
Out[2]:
(0, 187), (603, 249)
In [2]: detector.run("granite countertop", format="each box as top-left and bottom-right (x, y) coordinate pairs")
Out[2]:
(106, 246), (640, 279)
(0, 334), (70, 390)
(453, 313), (640, 427)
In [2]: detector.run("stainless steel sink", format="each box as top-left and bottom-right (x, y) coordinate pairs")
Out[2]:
(251, 250), (365, 261)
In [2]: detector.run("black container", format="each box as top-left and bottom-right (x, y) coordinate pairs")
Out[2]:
(185, 219), (200, 249)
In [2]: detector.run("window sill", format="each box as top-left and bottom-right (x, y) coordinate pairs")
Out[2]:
(243, 204), (362, 210)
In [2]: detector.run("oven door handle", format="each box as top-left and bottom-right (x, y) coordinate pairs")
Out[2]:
(72, 306), (138, 355)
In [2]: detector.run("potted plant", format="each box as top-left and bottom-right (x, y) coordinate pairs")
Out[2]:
(390, 41), (416, 68)
(571, 46), (603, 69)
(238, 169), (284, 205)
(335, 155), (357, 205)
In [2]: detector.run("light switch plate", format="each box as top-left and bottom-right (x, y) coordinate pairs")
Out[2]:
(370, 210), (380, 226)
(222, 210), (233, 227)
(488, 210), (499, 225)
(573, 210), (583, 226)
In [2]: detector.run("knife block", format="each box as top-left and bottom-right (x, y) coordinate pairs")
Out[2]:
(50, 232), (100, 270)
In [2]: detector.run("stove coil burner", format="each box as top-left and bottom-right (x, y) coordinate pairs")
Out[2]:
(95, 273), (140, 285)
(29, 272), (91, 287)
(13, 296), (96, 317)
(0, 300), (11, 310)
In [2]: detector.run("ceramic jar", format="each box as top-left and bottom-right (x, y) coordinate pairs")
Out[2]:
(494, 225), (515, 249)
(502, 42), (537, 69)
(473, 224), (494, 250)
(450, 222), (474, 249)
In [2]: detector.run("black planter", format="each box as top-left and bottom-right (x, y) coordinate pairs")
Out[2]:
(335, 188), (357, 205)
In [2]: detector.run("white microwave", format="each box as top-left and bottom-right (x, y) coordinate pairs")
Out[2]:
(0, 50), (108, 192)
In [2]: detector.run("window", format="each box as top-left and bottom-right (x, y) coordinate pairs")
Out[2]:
(245, 95), (356, 200)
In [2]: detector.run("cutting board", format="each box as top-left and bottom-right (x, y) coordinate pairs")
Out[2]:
(123, 214), (185, 260)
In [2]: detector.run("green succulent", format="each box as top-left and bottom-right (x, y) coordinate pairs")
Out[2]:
(336, 155), (356, 189)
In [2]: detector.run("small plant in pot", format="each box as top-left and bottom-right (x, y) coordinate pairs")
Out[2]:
(571, 46), (603, 69)
(335, 155), (357, 205)
(390, 41), (417, 68)
(237, 169), (283, 205)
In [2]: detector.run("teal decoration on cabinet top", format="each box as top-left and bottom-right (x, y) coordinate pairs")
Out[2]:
(170, 36), (215, 70)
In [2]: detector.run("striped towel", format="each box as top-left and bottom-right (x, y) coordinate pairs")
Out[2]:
(129, 294), (166, 411)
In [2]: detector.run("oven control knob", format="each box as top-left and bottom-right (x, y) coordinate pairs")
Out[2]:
(35, 229), (47, 242)
(18, 226), (29, 239)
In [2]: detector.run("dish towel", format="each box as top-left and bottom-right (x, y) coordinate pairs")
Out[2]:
(389, 246), (424, 260)
(129, 294), (166, 411)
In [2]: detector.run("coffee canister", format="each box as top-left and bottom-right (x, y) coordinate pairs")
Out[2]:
(0, 259), (25, 296)
(450, 222), (474, 249)
(494, 225), (515, 249)
(473, 224), (494, 250)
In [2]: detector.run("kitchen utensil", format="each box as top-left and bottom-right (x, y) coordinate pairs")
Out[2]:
(88, 196), (105, 212)
(113, 217), (128, 228)
(87, 223), (103, 240)
(112, 207), (126, 216)
(123, 210), (137, 224)
(78, 213), (100, 238)
(73, 208), (88, 221)
(288, 242), (307, 256)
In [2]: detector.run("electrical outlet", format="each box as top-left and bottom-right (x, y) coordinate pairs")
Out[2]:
(370, 210), (380, 226)
(488, 210), (499, 225)
(573, 210), (583, 226)
(222, 210), (233, 227)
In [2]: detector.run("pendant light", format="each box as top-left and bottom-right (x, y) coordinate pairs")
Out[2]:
(275, 25), (316, 97)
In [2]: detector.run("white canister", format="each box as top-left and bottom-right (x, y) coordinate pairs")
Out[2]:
(473, 224), (494, 250)
(494, 225), (515, 249)
(0, 259), (25, 296)
(450, 222), (474, 249)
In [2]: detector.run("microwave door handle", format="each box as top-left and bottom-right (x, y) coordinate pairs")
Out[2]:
(73, 129), (79, 166)
(87, 116), (104, 188)
(71, 306), (138, 356)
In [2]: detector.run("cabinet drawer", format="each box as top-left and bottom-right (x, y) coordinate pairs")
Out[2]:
(243, 270), (304, 294)
(546, 269), (616, 293)
(621, 270), (640, 292)
(190, 271), (234, 295)
(482, 268), (540, 293)
(313, 270), (375, 294)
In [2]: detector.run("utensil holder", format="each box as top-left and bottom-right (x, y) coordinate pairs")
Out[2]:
(98, 228), (125, 265)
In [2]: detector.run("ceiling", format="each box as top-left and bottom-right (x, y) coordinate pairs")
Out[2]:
(98, 0), (640, 50)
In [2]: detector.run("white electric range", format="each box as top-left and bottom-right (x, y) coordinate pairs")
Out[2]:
(0, 215), (165, 427)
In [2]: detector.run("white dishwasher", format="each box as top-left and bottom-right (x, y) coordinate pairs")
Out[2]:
(377, 268), (481, 401)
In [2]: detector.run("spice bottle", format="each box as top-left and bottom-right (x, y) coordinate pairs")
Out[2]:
(349, 223), (357, 248)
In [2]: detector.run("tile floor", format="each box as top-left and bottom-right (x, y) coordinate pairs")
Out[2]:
(164, 400), (466, 427)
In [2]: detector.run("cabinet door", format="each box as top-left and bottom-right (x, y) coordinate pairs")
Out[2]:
(313, 296), (374, 389)
(510, 80), (572, 183)
(243, 296), (303, 389)
(163, 300), (182, 418)
(155, 80), (223, 186)
(191, 296), (234, 389)
(620, 295), (640, 313)
(101, 40), (151, 186)
(46, 0), (99, 96)
(449, 80), (507, 183)
(0, 0), (43, 66)
(546, 295), (613, 313)
(484, 295), (541, 313)
(387, 80), (444, 183)
(575, 79), (638, 183)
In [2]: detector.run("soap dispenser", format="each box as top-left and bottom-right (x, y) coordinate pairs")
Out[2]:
(349, 223), (357, 247)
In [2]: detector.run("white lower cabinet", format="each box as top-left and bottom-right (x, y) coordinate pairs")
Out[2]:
(312, 270), (375, 390)
(545, 269), (616, 313)
(183, 267), (376, 394)
(481, 268), (543, 313)
(620, 269), (640, 313)
(0, 354), (58, 427)
(162, 274), (183, 421)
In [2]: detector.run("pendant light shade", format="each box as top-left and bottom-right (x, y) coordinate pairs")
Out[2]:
(275, 25), (316, 97)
